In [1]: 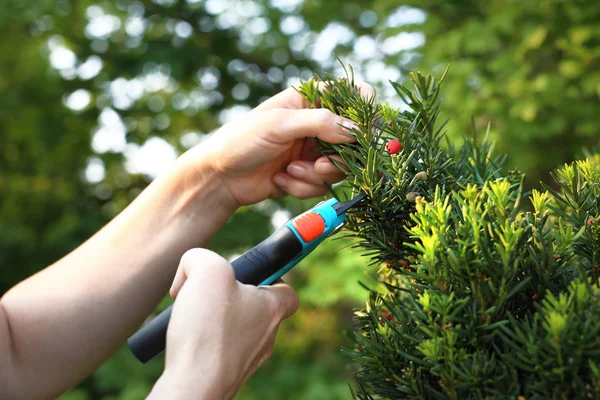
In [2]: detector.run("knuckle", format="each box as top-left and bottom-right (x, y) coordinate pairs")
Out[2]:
(288, 290), (300, 315)
(357, 81), (376, 96)
(363, 82), (377, 93)
(266, 294), (285, 320)
(210, 257), (236, 283)
(268, 289), (299, 320)
(313, 108), (336, 127)
(180, 248), (235, 283)
(180, 248), (205, 268)
(291, 290), (300, 310)
(263, 108), (287, 124)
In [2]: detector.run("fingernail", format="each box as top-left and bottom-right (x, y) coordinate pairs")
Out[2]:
(287, 164), (306, 179)
(316, 161), (338, 175)
(273, 174), (287, 187)
(339, 118), (357, 133)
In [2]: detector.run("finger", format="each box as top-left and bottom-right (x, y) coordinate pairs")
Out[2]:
(169, 264), (188, 299)
(314, 155), (347, 175)
(258, 108), (357, 145)
(254, 81), (376, 111)
(272, 173), (329, 199)
(171, 248), (233, 298)
(260, 282), (299, 320)
(286, 160), (346, 186)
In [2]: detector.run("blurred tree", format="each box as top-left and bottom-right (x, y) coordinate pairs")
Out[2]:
(399, 0), (600, 183)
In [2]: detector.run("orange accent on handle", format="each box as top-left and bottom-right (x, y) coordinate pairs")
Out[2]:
(292, 212), (325, 242)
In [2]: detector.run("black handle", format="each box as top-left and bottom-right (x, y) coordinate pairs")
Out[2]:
(128, 226), (303, 363)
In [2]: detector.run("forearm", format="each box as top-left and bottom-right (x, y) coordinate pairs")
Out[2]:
(0, 154), (237, 398)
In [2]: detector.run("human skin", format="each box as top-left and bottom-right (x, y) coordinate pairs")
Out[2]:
(147, 249), (300, 400)
(0, 83), (375, 399)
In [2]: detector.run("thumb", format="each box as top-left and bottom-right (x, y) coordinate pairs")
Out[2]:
(170, 248), (232, 299)
(259, 282), (300, 320)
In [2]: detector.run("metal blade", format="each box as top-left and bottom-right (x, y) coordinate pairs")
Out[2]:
(333, 192), (367, 215)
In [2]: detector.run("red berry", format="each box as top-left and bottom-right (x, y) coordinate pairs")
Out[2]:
(382, 312), (393, 321)
(385, 139), (402, 155)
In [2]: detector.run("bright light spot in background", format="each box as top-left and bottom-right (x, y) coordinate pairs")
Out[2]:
(239, 1), (264, 17)
(153, 0), (175, 6)
(84, 157), (106, 183)
(232, 83), (250, 101)
(364, 60), (401, 86)
(78, 55), (103, 80)
(289, 31), (313, 57)
(108, 77), (145, 110)
(104, 65), (174, 111)
(125, 137), (178, 178)
(246, 17), (270, 36)
(268, 67), (284, 83)
(270, 0), (303, 13)
(64, 89), (91, 111)
(197, 67), (221, 91)
(86, 5), (103, 19)
(172, 92), (190, 110)
(86, 14), (121, 39)
(143, 69), (174, 93)
(311, 22), (355, 63)
(209, 0), (264, 33)
(382, 32), (425, 55)
(385, 6), (427, 27)
(49, 47), (77, 70)
(354, 36), (378, 60)
(271, 209), (292, 230)
(204, 0), (227, 14)
(175, 21), (193, 38)
(125, 16), (146, 37)
(92, 108), (127, 153)
(219, 105), (251, 124)
(280, 15), (305, 36)
(188, 89), (215, 110)
(216, 11), (239, 30)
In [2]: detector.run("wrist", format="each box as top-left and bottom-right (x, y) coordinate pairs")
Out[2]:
(112, 150), (239, 276)
(149, 368), (226, 400)
(166, 150), (239, 219)
(148, 372), (204, 400)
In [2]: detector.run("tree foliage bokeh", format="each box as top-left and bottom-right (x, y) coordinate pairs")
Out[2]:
(0, 0), (598, 398)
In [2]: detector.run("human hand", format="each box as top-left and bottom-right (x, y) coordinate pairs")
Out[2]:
(182, 82), (375, 207)
(149, 249), (299, 400)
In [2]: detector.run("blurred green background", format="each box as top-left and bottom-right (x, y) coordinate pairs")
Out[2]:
(1, 0), (599, 398)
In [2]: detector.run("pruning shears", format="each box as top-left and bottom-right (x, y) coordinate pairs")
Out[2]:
(128, 193), (367, 363)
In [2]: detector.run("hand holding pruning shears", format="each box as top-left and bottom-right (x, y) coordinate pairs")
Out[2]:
(0, 82), (375, 400)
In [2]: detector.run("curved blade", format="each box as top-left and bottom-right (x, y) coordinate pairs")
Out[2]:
(333, 192), (367, 216)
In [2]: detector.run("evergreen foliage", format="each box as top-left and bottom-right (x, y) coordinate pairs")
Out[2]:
(297, 68), (600, 399)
